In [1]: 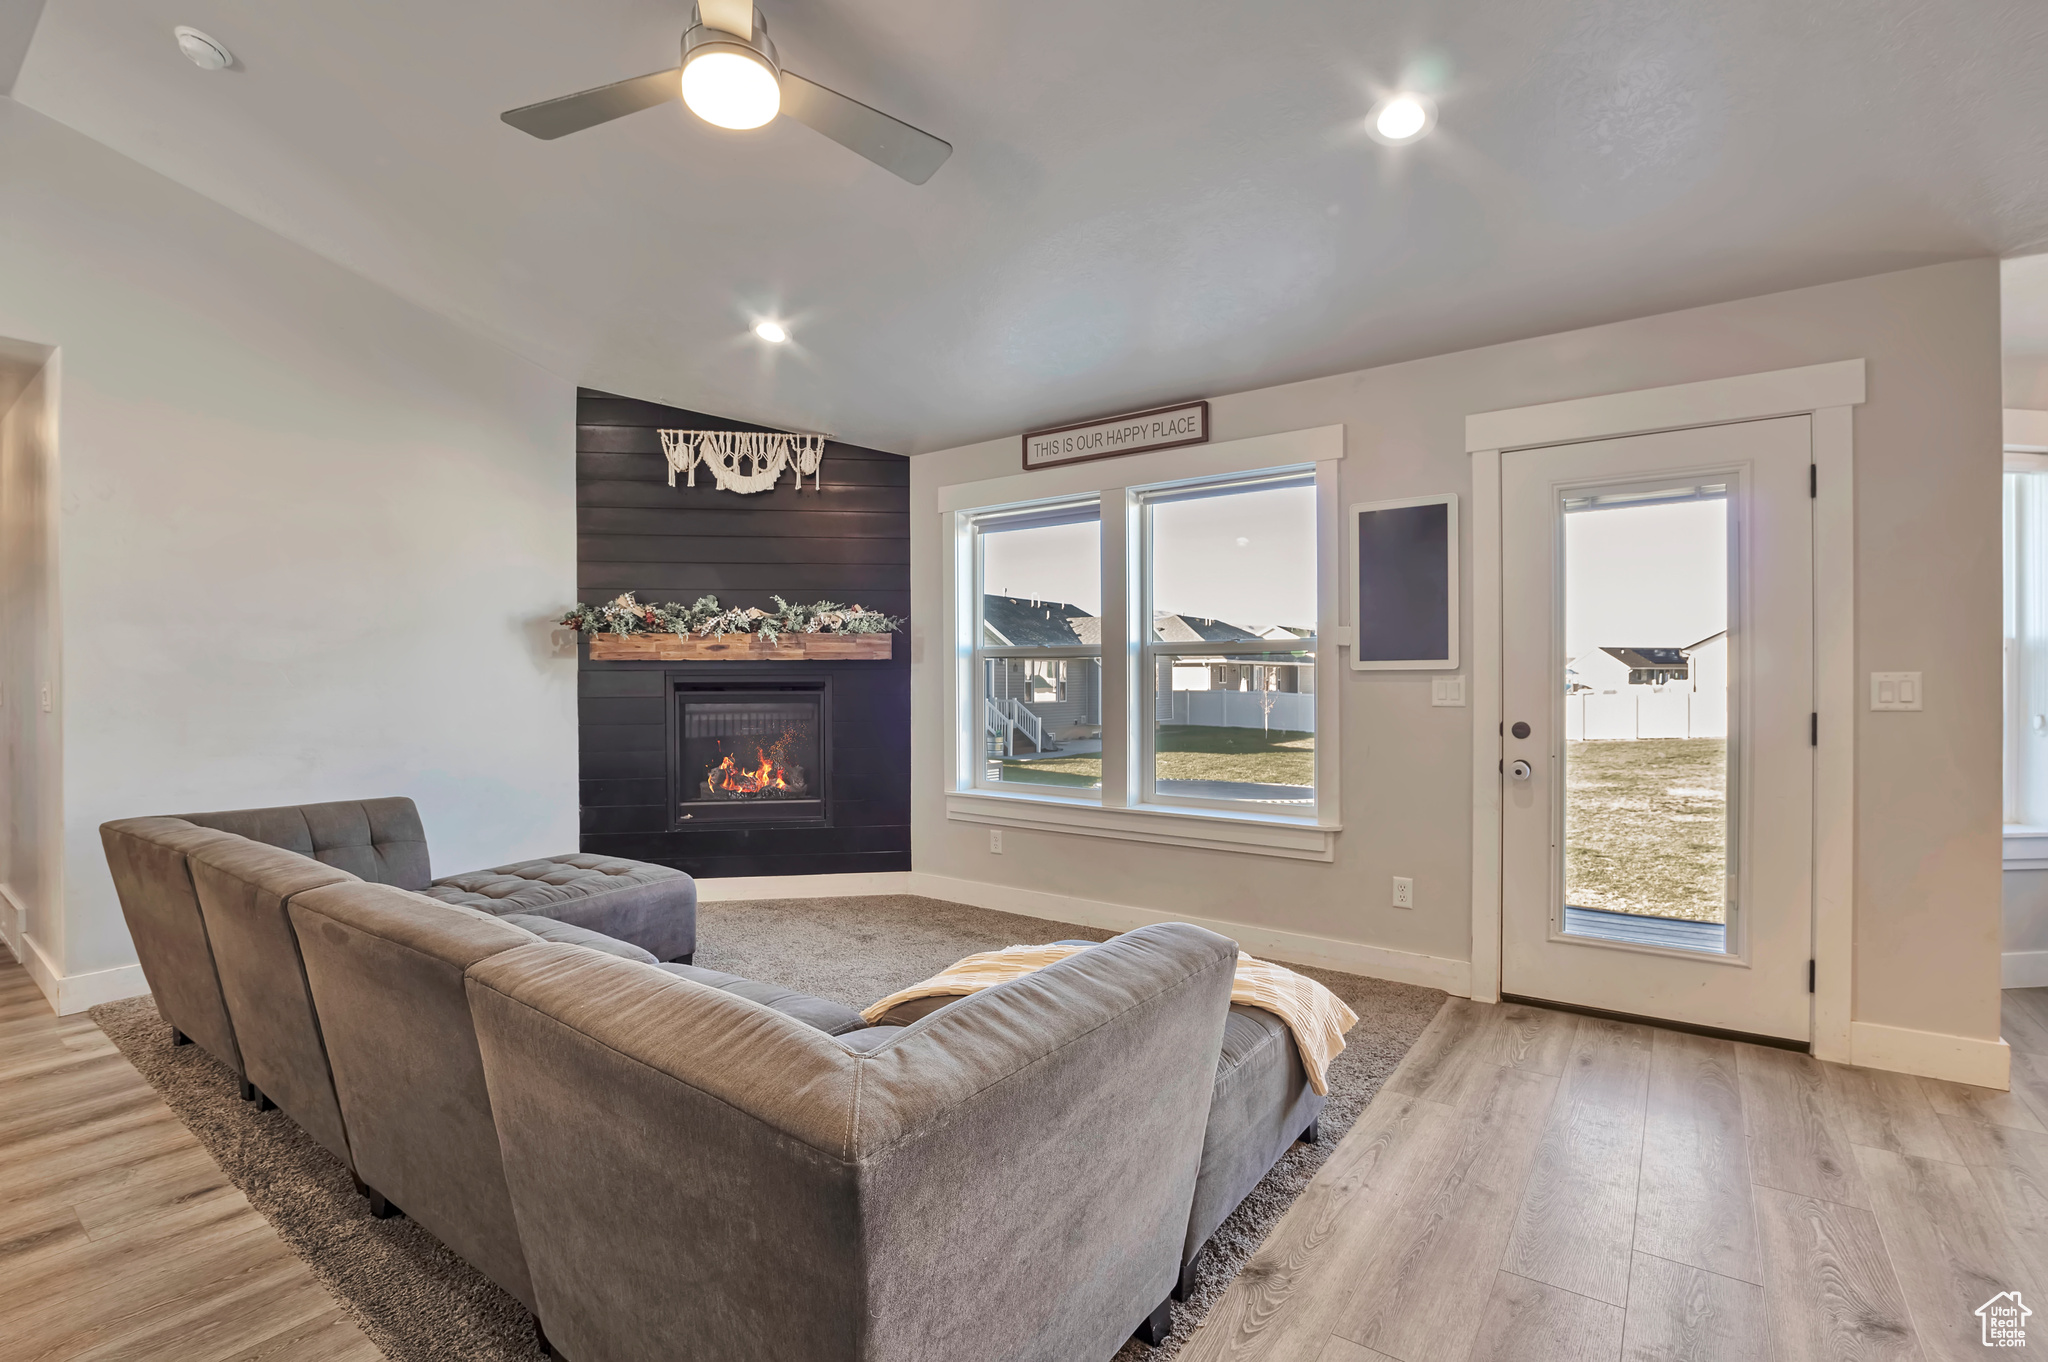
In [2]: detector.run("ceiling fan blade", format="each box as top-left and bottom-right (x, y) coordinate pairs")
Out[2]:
(501, 68), (682, 140)
(696, 0), (753, 39)
(779, 71), (952, 184)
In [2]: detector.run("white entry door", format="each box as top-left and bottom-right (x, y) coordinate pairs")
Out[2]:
(1500, 417), (1813, 1041)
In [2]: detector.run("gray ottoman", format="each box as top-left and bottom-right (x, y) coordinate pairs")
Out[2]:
(423, 854), (697, 963)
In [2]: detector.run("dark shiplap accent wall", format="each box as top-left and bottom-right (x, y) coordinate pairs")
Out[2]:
(576, 389), (911, 878)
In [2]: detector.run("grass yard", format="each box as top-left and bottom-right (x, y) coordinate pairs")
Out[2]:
(996, 725), (1314, 790)
(1566, 737), (1728, 923)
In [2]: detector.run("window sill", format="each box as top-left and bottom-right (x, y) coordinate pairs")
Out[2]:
(2007, 825), (2048, 871)
(945, 789), (1338, 861)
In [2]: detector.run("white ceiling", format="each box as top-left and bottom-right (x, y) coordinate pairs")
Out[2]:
(13, 0), (2048, 453)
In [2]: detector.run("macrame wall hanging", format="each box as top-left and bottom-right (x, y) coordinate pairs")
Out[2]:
(660, 429), (828, 495)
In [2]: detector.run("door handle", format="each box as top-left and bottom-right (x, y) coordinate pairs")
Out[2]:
(1508, 759), (1533, 781)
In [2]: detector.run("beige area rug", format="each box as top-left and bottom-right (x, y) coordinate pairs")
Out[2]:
(92, 894), (1445, 1361)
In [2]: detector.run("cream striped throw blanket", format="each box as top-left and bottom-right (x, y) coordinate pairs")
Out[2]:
(859, 942), (1360, 1095)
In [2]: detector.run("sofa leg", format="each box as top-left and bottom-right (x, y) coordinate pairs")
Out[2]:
(170, 1027), (190, 1047)
(253, 1088), (276, 1112)
(1133, 1294), (1173, 1347)
(535, 1317), (560, 1359)
(366, 1189), (400, 1220)
(351, 1175), (369, 1198)
(1173, 1241), (1206, 1302)
(1299, 1117), (1321, 1145)
(238, 1078), (256, 1102)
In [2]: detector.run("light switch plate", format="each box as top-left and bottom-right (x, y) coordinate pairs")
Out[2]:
(1431, 675), (1466, 707)
(1870, 671), (1923, 711)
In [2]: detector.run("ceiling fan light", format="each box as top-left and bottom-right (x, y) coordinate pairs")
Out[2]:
(681, 49), (781, 130)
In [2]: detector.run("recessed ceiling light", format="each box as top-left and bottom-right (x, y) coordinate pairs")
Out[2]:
(753, 320), (789, 343)
(1368, 93), (1435, 145)
(173, 26), (232, 71)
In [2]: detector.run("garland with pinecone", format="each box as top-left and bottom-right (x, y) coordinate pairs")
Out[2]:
(559, 593), (902, 642)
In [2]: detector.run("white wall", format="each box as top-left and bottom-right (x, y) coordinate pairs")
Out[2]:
(0, 99), (579, 1004)
(0, 350), (58, 967)
(912, 259), (2003, 1050)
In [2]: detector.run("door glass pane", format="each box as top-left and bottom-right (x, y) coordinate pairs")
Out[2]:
(1561, 483), (1730, 953)
(976, 503), (1101, 792)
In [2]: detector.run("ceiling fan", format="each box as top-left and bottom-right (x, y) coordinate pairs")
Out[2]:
(500, 0), (952, 185)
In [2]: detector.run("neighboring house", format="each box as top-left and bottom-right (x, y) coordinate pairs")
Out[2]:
(981, 595), (1101, 739)
(1566, 630), (1728, 740)
(1155, 614), (1315, 695)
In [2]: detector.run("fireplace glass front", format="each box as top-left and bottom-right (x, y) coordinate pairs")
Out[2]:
(674, 687), (826, 824)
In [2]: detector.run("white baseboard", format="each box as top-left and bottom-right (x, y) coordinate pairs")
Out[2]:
(904, 871), (1473, 996)
(1852, 1019), (2012, 1090)
(694, 871), (915, 901)
(692, 867), (1471, 995)
(2005, 949), (2048, 989)
(19, 932), (151, 1016)
(0, 881), (23, 964)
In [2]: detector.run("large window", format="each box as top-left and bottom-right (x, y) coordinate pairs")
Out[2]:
(2008, 465), (2048, 828)
(971, 500), (1103, 796)
(1143, 472), (1318, 809)
(949, 446), (1334, 841)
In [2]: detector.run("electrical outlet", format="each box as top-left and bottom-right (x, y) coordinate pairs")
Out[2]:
(1392, 876), (1414, 909)
(989, 829), (1003, 854)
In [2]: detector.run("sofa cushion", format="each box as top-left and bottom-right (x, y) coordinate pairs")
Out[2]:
(1185, 1003), (1324, 1261)
(500, 914), (658, 964)
(424, 855), (696, 961)
(836, 1025), (904, 1053)
(658, 962), (868, 1035)
(100, 818), (256, 1076)
(287, 882), (541, 1310)
(181, 798), (432, 891)
(185, 838), (362, 1167)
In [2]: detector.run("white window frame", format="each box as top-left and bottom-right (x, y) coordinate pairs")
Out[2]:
(940, 425), (1344, 860)
(1138, 469), (1322, 813)
(2004, 417), (2048, 868)
(968, 498), (1104, 799)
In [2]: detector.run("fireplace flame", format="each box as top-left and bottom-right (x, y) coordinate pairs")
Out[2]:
(698, 723), (810, 803)
(709, 747), (794, 795)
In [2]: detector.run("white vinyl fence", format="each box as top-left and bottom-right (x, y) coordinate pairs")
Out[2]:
(1566, 688), (1727, 740)
(1156, 689), (1316, 732)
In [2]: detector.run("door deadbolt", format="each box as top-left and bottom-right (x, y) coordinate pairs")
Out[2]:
(1508, 759), (1533, 781)
(1510, 721), (1531, 739)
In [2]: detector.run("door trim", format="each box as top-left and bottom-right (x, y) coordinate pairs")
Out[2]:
(1466, 360), (1864, 1068)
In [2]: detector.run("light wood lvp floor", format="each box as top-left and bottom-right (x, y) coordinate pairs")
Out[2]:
(0, 956), (380, 1362)
(1182, 991), (2048, 1362)
(7, 949), (2046, 1362)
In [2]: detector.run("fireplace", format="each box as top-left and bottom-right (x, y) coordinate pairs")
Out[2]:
(671, 681), (828, 826)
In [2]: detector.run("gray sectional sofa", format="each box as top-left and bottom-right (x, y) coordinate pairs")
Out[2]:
(873, 937), (1327, 1301)
(101, 795), (1337, 1360)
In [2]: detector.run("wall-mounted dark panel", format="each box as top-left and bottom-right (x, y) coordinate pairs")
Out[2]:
(576, 389), (911, 879)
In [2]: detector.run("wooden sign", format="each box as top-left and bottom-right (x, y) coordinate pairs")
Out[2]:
(1022, 401), (1209, 471)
